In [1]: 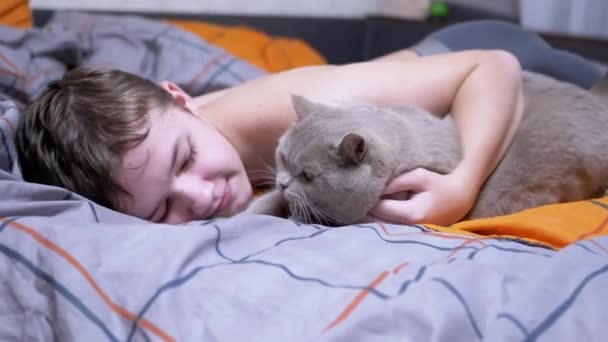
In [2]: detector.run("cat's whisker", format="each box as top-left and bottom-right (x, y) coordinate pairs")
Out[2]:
(248, 169), (278, 190)
(308, 202), (321, 224)
(309, 200), (343, 226)
(313, 207), (334, 226)
(252, 181), (277, 189)
(300, 192), (335, 226)
(247, 172), (276, 183)
(307, 202), (322, 225)
(298, 196), (311, 224)
(248, 168), (276, 176)
(248, 174), (275, 182)
(315, 207), (333, 226)
(250, 180), (276, 188)
(260, 159), (276, 172)
(290, 197), (302, 223)
(259, 161), (278, 179)
(306, 201), (316, 224)
(299, 201), (308, 224)
(252, 154), (277, 174)
(297, 196), (312, 223)
(247, 164), (277, 182)
(253, 180), (276, 186)
(302, 195), (326, 225)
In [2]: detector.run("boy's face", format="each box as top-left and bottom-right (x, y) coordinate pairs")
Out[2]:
(114, 85), (252, 223)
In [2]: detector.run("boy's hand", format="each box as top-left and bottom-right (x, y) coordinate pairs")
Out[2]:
(367, 167), (478, 226)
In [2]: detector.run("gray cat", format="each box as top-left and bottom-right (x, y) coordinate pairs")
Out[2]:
(246, 71), (608, 225)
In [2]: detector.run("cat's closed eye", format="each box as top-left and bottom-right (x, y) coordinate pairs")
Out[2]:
(300, 171), (315, 182)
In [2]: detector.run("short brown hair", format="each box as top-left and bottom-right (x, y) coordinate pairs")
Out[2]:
(15, 68), (175, 208)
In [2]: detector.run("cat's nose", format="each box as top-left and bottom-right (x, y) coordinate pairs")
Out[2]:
(276, 172), (290, 190)
(278, 180), (287, 190)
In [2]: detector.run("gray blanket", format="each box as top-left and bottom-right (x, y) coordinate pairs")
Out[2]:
(1, 11), (607, 342)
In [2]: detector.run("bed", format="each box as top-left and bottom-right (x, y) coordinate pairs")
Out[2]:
(1, 9), (608, 342)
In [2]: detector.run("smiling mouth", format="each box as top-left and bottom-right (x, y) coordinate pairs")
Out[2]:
(214, 180), (232, 216)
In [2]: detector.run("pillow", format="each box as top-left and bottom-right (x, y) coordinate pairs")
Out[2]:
(166, 19), (326, 72)
(0, 0), (33, 29)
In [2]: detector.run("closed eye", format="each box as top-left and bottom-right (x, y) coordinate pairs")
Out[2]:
(180, 136), (198, 173)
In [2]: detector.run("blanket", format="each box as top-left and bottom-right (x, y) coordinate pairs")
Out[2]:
(0, 11), (607, 341)
(167, 19), (327, 72)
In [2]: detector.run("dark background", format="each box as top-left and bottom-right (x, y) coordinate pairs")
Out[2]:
(33, 4), (608, 66)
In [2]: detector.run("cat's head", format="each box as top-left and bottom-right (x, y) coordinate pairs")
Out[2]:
(274, 95), (394, 225)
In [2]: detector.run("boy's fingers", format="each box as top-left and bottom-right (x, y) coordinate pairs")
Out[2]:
(370, 199), (422, 225)
(383, 168), (432, 195)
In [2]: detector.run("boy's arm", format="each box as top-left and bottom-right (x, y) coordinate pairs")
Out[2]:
(202, 50), (524, 224)
(363, 51), (524, 225)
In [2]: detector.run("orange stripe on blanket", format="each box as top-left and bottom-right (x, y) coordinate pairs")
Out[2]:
(0, 66), (28, 81)
(424, 231), (485, 242)
(378, 223), (475, 240)
(377, 222), (414, 236)
(0, 65), (51, 88)
(392, 262), (410, 275)
(0, 51), (23, 75)
(322, 271), (389, 334)
(447, 236), (491, 259)
(378, 223), (488, 249)
(590, 239), (608, 254)
(0, 217), (175, 342)
(185, 53), (230, 94)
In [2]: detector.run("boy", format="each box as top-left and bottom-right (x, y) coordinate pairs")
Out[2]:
(15, 47), (523, 225)
(26, 18), (606, 225)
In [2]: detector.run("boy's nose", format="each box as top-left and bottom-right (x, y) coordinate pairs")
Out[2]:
(174, 175), (214, 219)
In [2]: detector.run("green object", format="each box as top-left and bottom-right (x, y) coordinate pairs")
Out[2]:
(429, 1), (449, 17)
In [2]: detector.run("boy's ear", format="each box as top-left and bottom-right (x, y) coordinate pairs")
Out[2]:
(159, 81), (197, 114)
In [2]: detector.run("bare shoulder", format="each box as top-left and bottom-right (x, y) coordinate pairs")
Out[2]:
(195, 65), (342, 174)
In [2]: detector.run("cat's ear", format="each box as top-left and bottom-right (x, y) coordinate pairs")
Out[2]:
(338, 133), (368, 164)
(291, 94), (323, 121)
